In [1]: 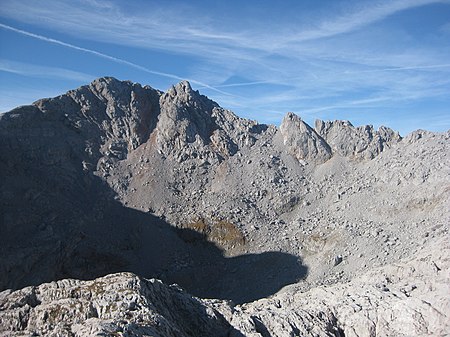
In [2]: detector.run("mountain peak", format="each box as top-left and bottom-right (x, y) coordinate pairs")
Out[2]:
(175, 80), (193, 92)
(280, 112), (332, 163)
(88, 76), (134, 92)
(166, 80), (195, 98)
(315, 118), (401, 159)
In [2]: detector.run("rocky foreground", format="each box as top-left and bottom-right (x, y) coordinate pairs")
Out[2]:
(1, 235), (448, 336)
(0, 77), (449, 336)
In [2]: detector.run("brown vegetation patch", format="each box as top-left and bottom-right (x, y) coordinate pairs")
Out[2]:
(182, 217), (245, 249)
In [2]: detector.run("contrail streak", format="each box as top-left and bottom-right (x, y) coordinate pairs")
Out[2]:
(0, 23), (234, 96)
(352, 64), (450, 74)
(206, 63), (450, 90)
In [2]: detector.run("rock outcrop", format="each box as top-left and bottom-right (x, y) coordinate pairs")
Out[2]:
(227, 235), (450, 336)
(315, 119), (401, 160)
(0, 273), (234, 337)
(155, 80), (264, 162)
(41, 77), (161, 165)
(280, 112), (332, 164)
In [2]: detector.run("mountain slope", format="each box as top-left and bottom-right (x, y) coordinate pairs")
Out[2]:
(0, 77), (449, 335)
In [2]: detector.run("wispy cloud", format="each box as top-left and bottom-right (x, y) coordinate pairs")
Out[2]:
(0, 0), (449, 132)
(283, 0), (448, 43)
(0, 23), (234, 96)
(0, 0), (445, 58)
(0, 59), (94, 81)
(368, 63), (450, 72)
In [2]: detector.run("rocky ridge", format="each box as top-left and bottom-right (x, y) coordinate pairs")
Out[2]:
(1, 77), (449, 336)
(0, 273), (233, 337)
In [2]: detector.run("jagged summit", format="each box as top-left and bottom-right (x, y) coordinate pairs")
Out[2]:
(280, 112), (332, 163)
(1, 77), (410, 165)
(314, 118), (401, 159)
(167, 80), (194, 96)
(279, 111), (402, 162)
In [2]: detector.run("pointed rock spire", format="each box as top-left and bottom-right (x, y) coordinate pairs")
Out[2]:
(280, 112), (332, 163)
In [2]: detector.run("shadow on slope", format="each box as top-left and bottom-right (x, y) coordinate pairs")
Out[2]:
(0, 174), (307, 304)
(172, 228), (307, 304)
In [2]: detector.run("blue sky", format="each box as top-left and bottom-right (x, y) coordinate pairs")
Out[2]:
(1, 0), (449, 135)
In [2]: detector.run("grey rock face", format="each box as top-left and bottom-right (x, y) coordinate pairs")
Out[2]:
(155, 80), (263, 162)
(0, 273), (233, 337)
(156, 81), (217, 152)
(315, 119), (401, 159)
(227, 236), (450, 337)
(280, 112), (332, 163)
(46, 77), (161, 163)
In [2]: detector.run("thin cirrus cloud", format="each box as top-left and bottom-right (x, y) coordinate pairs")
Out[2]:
(283, 0), (448, 43)
(0, 23), (234, 96)
(0, 0), (449, 133)
(1, 0), (448, 82)
(0, 59), (95, 82)
(0, 0), (446, 58)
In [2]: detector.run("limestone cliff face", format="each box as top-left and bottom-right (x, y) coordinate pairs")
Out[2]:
(279, 111), (401, 163)
(155, 80), (264, 161)
(314, 119), (401, 160)
(156, 81), (217, 153)
(280, 112), (332, 164)
(0, 273), (233, 337)
(37, 77), (161, 164)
